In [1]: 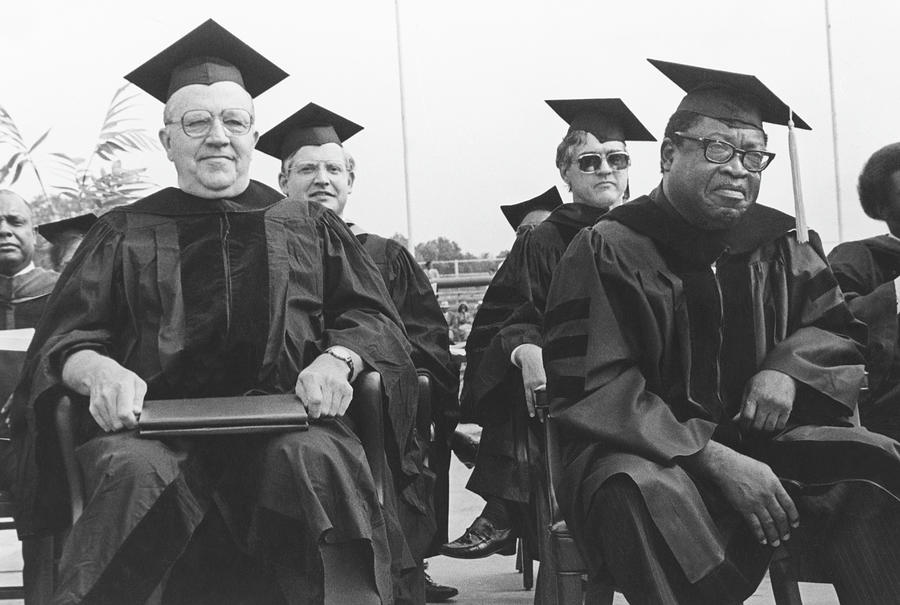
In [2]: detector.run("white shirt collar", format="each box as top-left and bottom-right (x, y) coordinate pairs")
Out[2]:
(13, 262), (35, 278)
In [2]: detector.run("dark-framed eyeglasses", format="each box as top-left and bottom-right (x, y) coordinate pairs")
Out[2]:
(673, 132), (775, 173)
(574, 151), (631, 173)
(165, 108), (254, 138)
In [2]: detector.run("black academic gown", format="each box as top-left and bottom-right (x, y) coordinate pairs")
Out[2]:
(0, 266), (58, 330)
(11, 181), (418, 605)
(465, 203), (607, 505)
(459, 231), (532, 425)
(1, 266), (58, 407)
(829, 235), (900, 440)
(356, 232), (460, 555)
(544, 189), (900, 599)
(0, 266), (58, 480)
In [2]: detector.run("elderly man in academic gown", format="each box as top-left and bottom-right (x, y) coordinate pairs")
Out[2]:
(10, 20), (418, 605)
(543, 60), (900, 604)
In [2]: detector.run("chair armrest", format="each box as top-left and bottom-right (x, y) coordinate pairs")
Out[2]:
(54, 394), (84, 525)
(534, 391), (563, 524)
(347, 372), (386, 505)
(416, 372), (434, 443)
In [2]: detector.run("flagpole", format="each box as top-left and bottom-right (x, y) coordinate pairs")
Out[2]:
(393, 0), (415, 253)
(824, 0), (844, 242)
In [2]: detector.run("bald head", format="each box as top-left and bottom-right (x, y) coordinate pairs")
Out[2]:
(0, 190), (35, 276)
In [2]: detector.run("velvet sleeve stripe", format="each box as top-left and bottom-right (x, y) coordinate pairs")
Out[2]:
(544, 297), (591, 327)
(547, 374), (586, 400)
(806, 265), (841, 304)
(817, 304), (857, 331)
(544, 335), (588, 362)
(472, 306), (519, 325)
(482, 285), (524, 304)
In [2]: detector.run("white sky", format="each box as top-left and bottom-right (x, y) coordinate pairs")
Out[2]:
(1, 0), (898, 255)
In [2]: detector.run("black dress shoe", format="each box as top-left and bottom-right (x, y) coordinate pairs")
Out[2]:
(424, 572), (458, 602)
(440, 516), (516, 559)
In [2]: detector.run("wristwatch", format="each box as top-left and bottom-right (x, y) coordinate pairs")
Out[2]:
(324, 347), (355, 381)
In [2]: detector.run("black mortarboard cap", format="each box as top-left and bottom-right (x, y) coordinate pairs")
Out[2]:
(545, 98), (656, 142)
(37, 213), (98, 244)
(500, 187), (563, 231)
(257, 103), (364, 160)
(648, 58), (810, 130)
(125, 19), (288, 102)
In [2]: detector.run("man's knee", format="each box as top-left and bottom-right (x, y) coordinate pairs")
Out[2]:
(78, 432), (184, 490)
(261, 422), (365, 481)
(588, 474), (647, 527)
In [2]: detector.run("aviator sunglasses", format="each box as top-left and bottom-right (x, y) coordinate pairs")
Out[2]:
(574, 151), (631, 173)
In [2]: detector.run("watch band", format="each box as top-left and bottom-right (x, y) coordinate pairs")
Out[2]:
(324, 347), (354, 381)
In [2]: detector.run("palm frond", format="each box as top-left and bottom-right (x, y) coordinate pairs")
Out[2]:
(0, 105), (26, 148)
(11, 158), (28, 185)
(88, 85), (158, 166)
(0, 152), (23, 182)
(27, 128), (51, 154)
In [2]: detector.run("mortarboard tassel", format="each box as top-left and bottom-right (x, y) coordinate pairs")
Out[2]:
(787, 107), (809, 244)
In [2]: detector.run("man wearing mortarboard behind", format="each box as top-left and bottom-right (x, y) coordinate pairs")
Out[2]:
(36, 212), (98, 272)
(9, 19), (419, 605)
(500, 187), (561, 236)
(259, 103), (460, 603)
(543, 59), (900, 603)
(449, 187), (561, 468)
(444, 99), (655, 561)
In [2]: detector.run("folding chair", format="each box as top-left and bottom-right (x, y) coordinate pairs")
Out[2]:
(416, 371), (452, 552)
(533, 392), (608, 605)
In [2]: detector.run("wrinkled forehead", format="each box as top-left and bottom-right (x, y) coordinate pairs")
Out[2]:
(287, 143), (347, 165)
(574, 135), (627, 154)
(165, 81), (254, 117)
(689, 115), (768, 146)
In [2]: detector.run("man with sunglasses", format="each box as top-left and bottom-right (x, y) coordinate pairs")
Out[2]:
(10, 21), (419, 605)
(444, 99), (655, 560)
(543, 60), (900, 603)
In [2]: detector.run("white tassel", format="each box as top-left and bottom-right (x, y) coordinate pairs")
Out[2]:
(787, 107), (809, 244)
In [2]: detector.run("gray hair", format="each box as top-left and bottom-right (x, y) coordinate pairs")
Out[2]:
(555, 130), (590, 170)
